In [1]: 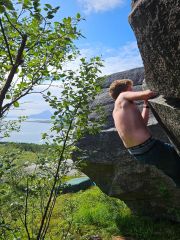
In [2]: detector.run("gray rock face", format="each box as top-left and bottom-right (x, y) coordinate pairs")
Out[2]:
(149, 96), (180, 155)
(73, 0), (180, 223)
(129, 0), (180, 98)
(74, 67), (180, 222)
(129, 0), (180, 153)
(102, 67), (144, 88)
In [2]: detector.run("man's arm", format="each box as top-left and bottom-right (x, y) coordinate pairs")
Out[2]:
(141, 100), (149, 125)
(120, 90), (156, 101)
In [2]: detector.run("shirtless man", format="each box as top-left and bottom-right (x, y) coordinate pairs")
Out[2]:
(109, 79), (180, 185)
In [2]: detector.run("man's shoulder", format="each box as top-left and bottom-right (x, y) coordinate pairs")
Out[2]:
(115, 92), (133, 106)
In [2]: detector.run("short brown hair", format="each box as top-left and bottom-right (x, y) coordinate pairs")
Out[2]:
(109, 79), (133, 100)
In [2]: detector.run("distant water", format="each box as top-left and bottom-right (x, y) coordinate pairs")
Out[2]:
(1, 119), (52, 144)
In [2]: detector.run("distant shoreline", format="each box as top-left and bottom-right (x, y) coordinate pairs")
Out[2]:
(1, 120), (52, 144)
(5, 118), (51, 124)
(25, 119), (51, 123)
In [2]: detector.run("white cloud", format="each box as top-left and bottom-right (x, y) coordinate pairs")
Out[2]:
(102, 42), (143, 75)
(64, 41), (143, 75)
(78, 0), (125, 14)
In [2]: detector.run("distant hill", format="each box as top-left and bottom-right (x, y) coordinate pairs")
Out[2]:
(29, 110), (52, 119)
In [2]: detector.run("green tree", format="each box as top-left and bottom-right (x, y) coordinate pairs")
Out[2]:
(0, 1), (105, 239)
(0, 0), (81, 137)
(0, 57), (104, 240)
(37, 57), (104, 239)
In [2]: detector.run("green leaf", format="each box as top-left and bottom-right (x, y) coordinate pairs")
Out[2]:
(44, 4), (52, 9)
(76, 13), (81, 19)
(17, 82), (27, 89)
(42, 133), (47, 139)
(0, 5), (5, 13)
(4, 0), (15, 10)
(47, 14), (54, 19)
(6, 94), (11, 99)
(23, 0), (32, 8)
(13, 101), (19, 108)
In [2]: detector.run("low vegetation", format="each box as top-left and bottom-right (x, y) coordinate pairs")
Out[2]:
(0, 142), (48, 165)
(0, 142), (180, 240)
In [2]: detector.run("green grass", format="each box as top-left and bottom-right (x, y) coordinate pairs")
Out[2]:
(0, 142), (49, 165)
(1, 142), (180, 239)
(49, 187), (180, 240)
(49, 187), (128, 239)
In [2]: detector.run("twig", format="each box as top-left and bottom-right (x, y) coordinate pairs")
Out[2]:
(17, 9), (24, 20)
(0, 17), (14, 65)
(1, 55), (49, 115)
(5, 12), (23, 36)
(1, 84), (33, 115)
(26, 18), (47, 52)
(24, 177), (31, 240)
(37, 106), (79, 239)
(41, 189), (57, 239)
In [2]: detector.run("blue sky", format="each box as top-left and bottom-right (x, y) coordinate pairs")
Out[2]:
(9, 0), (143, 118)
(57, 0), (135, 48)
(41, 0), (143, 75)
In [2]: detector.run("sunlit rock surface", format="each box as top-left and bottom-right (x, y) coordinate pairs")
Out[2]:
(73, 67), (180, 222)
(129, 0), (180, 153)
(73, 0), (180, 223)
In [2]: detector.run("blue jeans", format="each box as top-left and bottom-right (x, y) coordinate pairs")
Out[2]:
(128, 138), (180, 186)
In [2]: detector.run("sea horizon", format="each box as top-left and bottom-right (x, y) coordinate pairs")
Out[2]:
(1, 119), (52, 144)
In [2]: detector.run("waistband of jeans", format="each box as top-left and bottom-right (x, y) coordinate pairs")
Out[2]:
(128, 136), (153, 150)
(127, 136), (156, 155)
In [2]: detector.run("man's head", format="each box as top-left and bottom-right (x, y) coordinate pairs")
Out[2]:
(109, 79), (133, 100)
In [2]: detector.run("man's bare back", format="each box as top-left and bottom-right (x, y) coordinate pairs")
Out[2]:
(113, 89), (155, 148)
(109, 79), (180, 185)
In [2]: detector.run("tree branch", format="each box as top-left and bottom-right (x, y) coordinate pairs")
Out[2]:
(1, 55), (51, 115)
(37, 107), (79, 240)
(26, 19), (47, 52)
(1, 47), (51, 116)
(1, 82), (33, 115)
(24, 177), (31, 240)
(0, 34), (27, 116)
(4, 12), (23, 36)
(0, 17), (14, 65)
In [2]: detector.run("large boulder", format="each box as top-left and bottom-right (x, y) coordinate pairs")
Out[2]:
(73, 67), (180, 222)
(129, 0), (180, 153)
(129, 0), (180, 98)
(73, 0), (180, 222)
